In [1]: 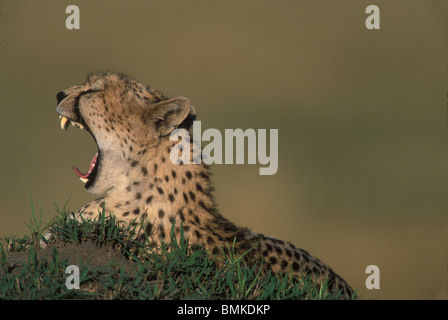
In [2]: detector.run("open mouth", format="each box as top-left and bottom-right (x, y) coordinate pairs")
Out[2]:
(59, 115), (99, 188)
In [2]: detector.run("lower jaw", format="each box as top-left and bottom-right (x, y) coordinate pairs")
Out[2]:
(85, 159), (99, 189)
(72, 152), (99, 189)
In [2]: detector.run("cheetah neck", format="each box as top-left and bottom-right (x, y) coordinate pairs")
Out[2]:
(80, 136), (248, 251)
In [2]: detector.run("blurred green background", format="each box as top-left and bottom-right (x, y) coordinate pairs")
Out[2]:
(1, 0), (447, 299)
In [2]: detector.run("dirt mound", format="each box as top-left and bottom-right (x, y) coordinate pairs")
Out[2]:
(4, 241), (137, 275)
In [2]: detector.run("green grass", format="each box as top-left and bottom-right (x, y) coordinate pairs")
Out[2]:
(0, 207), (350, 300)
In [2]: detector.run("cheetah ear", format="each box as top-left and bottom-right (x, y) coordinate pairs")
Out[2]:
(178, 105), (196, 129)
(145, 97), (192, 136)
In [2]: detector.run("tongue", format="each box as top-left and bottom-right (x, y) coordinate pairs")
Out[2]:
(73, 153), (98, 179)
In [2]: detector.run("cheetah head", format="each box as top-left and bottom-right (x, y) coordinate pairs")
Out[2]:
(56, 72), (196, 195)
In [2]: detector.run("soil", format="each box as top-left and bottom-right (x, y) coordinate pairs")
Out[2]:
(4, 241), (138, 276)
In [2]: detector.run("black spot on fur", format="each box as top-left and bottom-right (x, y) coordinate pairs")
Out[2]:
(188, 191), (196, 202)
(177, 209), (185, 222)
(206, 236), (215, 245)
(157, 187), (164, 195)
(292, 262), (300, 272)
(136, 193), (141, 200)
(146, 196), (153, 204)
(198, 200), (213, 213)
(302, 253), (310, 263)
(158, 209), (165, 218)
(270, 238), (283, 244)
(142, 166), (148, 176)
(192, 212), (200, 224)
(223, 223), (238, 233)
(195, 183), (206, 194)
(133, 208), (140, 215)
(168, 194), (175, 203)
(183, 192), (189, 203)
(131, 160), (139, 167)
(185, 170), (192, 180)
(199, 171), (209, 180)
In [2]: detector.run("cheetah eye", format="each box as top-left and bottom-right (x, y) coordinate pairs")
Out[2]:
(73, 89), (103, 120)
(82, 89), (102, 95)
(74, 89), (102, 106)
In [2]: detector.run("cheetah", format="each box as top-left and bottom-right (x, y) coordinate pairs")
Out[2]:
(55, 72), (355, 298)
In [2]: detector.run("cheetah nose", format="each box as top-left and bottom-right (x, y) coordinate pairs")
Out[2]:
(57, 91), (68, 104)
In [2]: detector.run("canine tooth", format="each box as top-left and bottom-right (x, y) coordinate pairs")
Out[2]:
(60, 116), (69, 130)
(80, 177), (88, 184)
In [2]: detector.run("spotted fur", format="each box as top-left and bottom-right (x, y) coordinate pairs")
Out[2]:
(56, 72), (354, 298)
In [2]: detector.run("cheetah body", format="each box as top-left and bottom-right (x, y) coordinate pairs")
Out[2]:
(56, 73), (354, 297)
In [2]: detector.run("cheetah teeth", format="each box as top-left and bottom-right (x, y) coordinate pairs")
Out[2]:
(73, 153), (98, 185)
(60, 116), (69, 130)
(59, 115), (84, 130)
